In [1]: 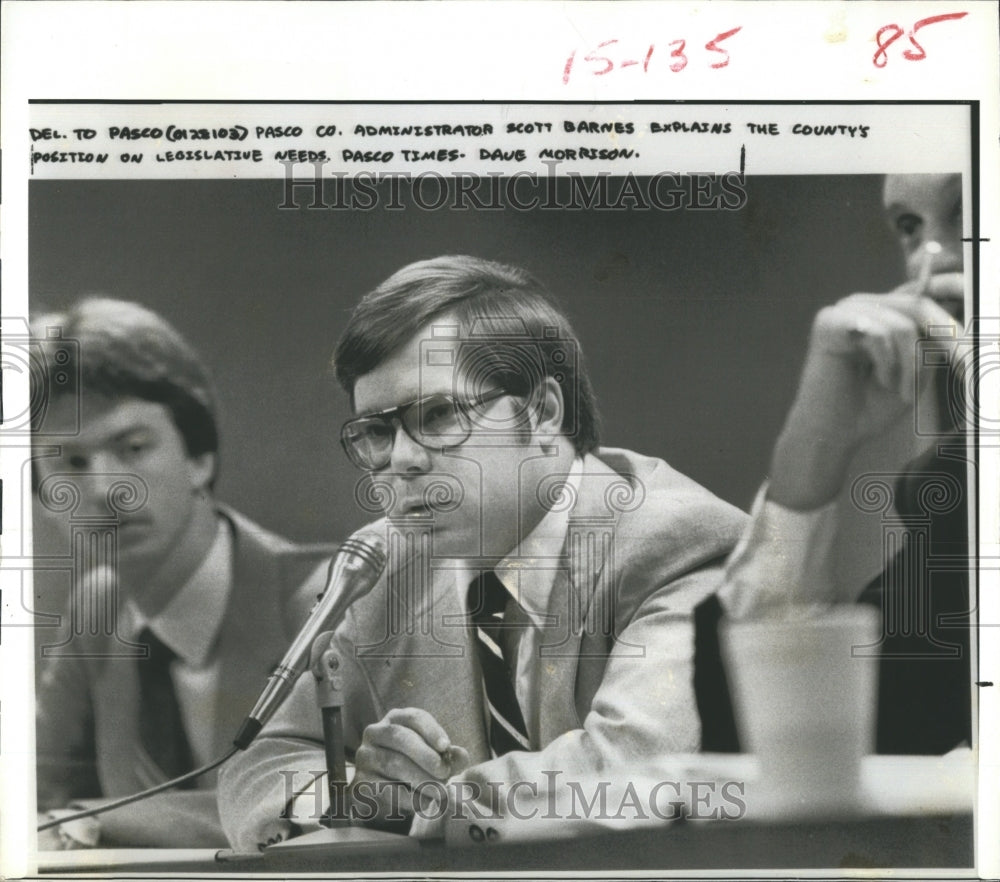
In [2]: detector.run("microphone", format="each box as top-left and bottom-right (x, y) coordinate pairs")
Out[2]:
(232, 521), (388, 749)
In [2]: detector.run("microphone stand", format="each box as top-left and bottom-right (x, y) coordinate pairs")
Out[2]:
(315, 647), (350, 828)
(265, 518), (437, 857)
(262, 643), (421, 856)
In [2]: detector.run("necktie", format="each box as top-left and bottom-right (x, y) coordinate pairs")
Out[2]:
(137, 628), (195, 785)
(467, 572), (531, 756)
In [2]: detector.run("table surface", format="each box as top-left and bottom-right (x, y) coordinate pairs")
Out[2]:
(35, 813), (975, 874)
(36, 753), (977, 875)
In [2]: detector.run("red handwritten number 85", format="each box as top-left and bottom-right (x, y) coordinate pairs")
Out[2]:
(873, 12), (967, 68)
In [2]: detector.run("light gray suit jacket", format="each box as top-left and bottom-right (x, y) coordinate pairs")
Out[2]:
(35, 507), (330, 845)
(218, 449), (747, 850)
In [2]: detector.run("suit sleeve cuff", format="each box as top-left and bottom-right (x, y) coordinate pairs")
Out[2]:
(408, 808), (446, 839)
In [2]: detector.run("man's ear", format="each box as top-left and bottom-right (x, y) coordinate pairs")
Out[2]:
(187, 451), (216, 495)
(532, 376), (565, 441)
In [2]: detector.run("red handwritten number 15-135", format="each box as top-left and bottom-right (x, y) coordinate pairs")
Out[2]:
(563, 28), (741, 84)
(873, 12), (967, 68)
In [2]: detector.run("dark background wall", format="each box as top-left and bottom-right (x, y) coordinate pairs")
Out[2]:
(29, 176), (902, 544)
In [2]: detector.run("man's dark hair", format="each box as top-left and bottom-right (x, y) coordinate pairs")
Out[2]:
(333, 255), (600, 455)
(31, 298), (219, 467)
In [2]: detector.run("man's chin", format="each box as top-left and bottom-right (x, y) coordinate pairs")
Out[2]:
(425, 523), (484, 562)
(114, 536), (162, 582)
(385, 512), (498, 562)
(115, 524), (153, 555)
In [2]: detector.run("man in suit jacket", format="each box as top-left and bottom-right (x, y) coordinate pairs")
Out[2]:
(217, 255), (746, 850)
(32, 299), (327, 847)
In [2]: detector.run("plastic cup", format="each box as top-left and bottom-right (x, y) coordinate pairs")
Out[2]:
(721, 606), (881, 819)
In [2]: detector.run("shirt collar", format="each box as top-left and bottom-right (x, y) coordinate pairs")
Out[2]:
(130, 518), (233, 667)
(493, 457), (583, 627)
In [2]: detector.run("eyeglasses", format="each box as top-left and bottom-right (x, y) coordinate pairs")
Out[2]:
(340, 387), (509, 471)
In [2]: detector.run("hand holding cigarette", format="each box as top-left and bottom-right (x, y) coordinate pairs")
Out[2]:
(768, 284), (960, 510)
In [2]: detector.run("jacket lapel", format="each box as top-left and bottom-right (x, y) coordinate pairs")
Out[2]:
(211, 511), (293, 760)
(535, 454), (626, 744)
(93, 653), (149, 794)
(353, 563), (492, 764)
(533, 562), (583, 745)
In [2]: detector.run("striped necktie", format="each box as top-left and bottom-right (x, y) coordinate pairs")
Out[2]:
(137, 628), (195, 785)
(467, 572), (531, 756)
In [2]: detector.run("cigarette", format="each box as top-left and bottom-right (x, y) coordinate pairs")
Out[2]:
(916, 241), (942, 297)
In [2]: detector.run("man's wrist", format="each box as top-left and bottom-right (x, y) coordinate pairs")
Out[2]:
(767, 429), (856, 511)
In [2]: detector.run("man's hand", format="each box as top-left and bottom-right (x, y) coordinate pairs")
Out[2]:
(769, 289), (960, 511)
(350, 707), (470, 826)
(36, 811), (101, 850)
(37, 815), (68, 852)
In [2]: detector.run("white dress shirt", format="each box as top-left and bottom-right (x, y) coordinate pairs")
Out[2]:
(456, 457), (584, 744)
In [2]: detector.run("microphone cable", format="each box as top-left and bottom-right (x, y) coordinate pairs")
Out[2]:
(38, 521), (391, 836)
(36, 747), (238, 832)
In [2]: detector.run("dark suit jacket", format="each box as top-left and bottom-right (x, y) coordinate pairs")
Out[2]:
(218, 448), (747, 850)
(858, 441), (972, 753)
(35, 507), (331, 844)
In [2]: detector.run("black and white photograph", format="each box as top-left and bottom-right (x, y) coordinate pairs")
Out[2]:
(1, 4), (997, 880)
